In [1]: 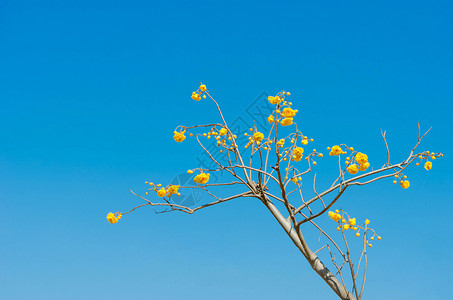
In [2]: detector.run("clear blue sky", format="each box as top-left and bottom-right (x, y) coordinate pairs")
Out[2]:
(1, 0), (452, 299)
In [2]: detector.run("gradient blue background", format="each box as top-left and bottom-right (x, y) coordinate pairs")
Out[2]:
(1, 1), (452, 299)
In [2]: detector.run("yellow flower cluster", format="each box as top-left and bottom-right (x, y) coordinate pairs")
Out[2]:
(328, 211), (342, 222)
(347, 164), (359, 174)
(328, 209), (380, 246)
(173, 131), (186, 142)
(191, 83), (208, 101)
(191, 92), (201, 101)
(167, 185), (180, 197)
(400, 180), (410, 189)
(144, 181), (181, 198)
(280, 118), (293, 126)
(266, 91), (298, 128)
(194, 172), (210, 184)
(196, 126), (239, 153)
(282, 107), (298, 118)
(157, 188), (166, 197)
(292, 147), (304, 162)
(329, 145), (346, 156)
(415, 150), (443, 170)
(106, 212), (122, 224)
(268, 95), (282, 105)
(355, 152), (368, 164)
(328, 146), (371, 174)
(252, 132), (264, 142)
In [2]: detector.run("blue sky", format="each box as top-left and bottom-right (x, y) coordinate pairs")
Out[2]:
(1, 0), (452, 299)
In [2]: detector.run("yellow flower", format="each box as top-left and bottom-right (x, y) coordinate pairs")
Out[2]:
(157, 188), (167, 197)
(280, 117), (293, 126)
(329, 145), (345, 156)
(347, 164), (359, 174)
(424, 161), (432, 171)
(173, 131), (186, 142)
(302, 139), (308, 145)
(219, 128), (228, 136)
(268, 115), (274, 124)
(355, 152), (368, 164)
(281, 107), (298, 118)
(187, 170), (193, 174)
(194, 173), (210, 184)
(360, 162), (370, 171)
(401, 180), (410, 189)
(292, 147), (304, 161)
(199, 84), (207, 91)
(365, 219), (370, 225)
(252, 132), (264, 142)
(106, 212), (118, 224)
(343, 224), (350, 230)
(191, 92), (201, 101)
(277, 139), (285, 146)
(328, 211), (342, 222)
(348, 218), (356, 226)
(268, 95), (281, 105)
(167, 185), (180, 197)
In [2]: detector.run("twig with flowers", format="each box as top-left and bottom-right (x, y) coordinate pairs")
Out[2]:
(106, 83), (443, 300)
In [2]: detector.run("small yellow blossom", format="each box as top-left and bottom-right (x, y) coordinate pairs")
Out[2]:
(268, 95), (281, 105)
(106, 212), (119, 224)
(282, 107), (298, 118)
(348, 218), (356, 226)
(293, 147), (304, 161)
(302, 139), (308, 145)
(167, 185), (179, 197)
(199, 84), (206, 91)
(280, 117), (293, 126)
(360, 162), (370, 171)
(328, 211), (342, 222)
(252, 132), (264, 142)
(356, 232), (360, 237)
(194, 173), (210, 184)
(157, 188), (167, 197)
(191, 92), (201, 101)
(355, 152), (368, 165)
(173, 132), (186, 142)
(268, 115), (274, 124)
(343, 224), (350, 230)
(424, 161), (432, 171)
(365, 219), (370, 225)
(187, 170), (193, 174)
(329, 145), (345, 156)
(401, 180), (410, 189)
(347, 164), (359, 174)
(219, 128), (228, 136)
